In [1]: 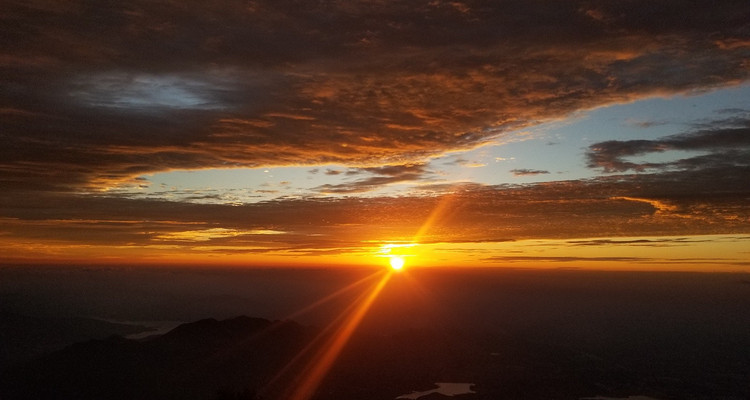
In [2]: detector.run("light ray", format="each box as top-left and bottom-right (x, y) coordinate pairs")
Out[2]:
(285, 271), (393, 400)
(193, 271), (383, 378)
(260, 289), (369, 398)
(282, 271), (382, 321)
(259, 272), (385, 397)
(266, 190), (462, 399)
(413, 191), (460, 243)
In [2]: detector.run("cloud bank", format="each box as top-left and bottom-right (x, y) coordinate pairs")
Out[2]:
(2, 0), (750, 191)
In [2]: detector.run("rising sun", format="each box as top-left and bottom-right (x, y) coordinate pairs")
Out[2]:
(389, 256), (405, 271)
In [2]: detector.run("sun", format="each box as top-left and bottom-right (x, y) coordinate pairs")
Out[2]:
(389, 256), (405, 271)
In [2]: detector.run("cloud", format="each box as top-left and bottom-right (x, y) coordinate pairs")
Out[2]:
(444, 157), (486, 168)
(510, 169), (550, 176)
(587, 115), (750, 172)
(481, 254), (747, 266)
(69, 72), (239, 110)
(2, 1), (750, 192)
(610, 197), (678, 214)
(625, 118), (669, 129)
(314, 163), (432, 194)
(483, 256), (650, 263)
(2, 161), (748, 258)
(566, 237), (714, 247)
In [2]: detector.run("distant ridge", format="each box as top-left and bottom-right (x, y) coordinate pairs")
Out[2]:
(0, 311), (152, 371)
(0, 316), (311, 400)
(160, 316), (277, 341)
(2, 312), (749, 400)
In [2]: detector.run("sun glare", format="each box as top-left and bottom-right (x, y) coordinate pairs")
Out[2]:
(389, 256), (405, 271)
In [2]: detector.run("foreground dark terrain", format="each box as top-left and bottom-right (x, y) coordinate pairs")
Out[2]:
(1, 267), (749, 399)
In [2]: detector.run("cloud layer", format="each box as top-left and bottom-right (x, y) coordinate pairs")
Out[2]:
(2, 166), (747, 261)
(2, 0), (750, 191)
(1, 1), (750, 264)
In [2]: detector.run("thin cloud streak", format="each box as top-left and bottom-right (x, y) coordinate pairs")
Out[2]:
(482, 255), (747, 266)
(510, 169), (550, 176)
(313, 163), (432, 194)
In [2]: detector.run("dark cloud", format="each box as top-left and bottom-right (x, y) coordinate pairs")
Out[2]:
(510, 169), (550, 176)
(2, 1), (750, 192)
(625, 119), (668, 129)
(314, 163), (431, 194)
(566, 238), (714, 247)
(481, 255), (747, 266)
(483, 256), (650, 263)
(587, 115), (750, 172)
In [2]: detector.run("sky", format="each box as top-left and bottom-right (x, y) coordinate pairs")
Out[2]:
(1, 0), (749, 270)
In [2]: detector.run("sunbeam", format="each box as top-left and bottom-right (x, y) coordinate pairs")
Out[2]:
(282, 271), (382, 321)
(284, 271), (393, 400)
(178, 271), (384, 385)
(413, 192), (460, 244)
(264, 189), (501, 399)
(259, 272), (384, 396)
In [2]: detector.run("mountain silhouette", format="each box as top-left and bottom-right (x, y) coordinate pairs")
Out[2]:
(2, 314), (749, 400)
(0, 316), (311, 400)
(0, 311), (152, 371)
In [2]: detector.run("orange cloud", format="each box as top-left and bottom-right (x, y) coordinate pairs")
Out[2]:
(2, 1), (749, 192)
